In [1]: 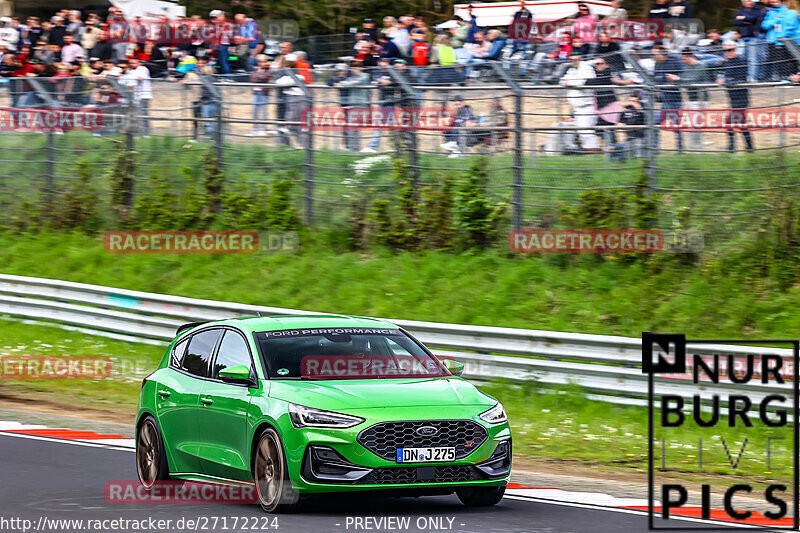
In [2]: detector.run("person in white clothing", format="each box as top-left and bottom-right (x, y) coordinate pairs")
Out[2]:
(559, 51), (599, 151)
(120, 58), (153, 136)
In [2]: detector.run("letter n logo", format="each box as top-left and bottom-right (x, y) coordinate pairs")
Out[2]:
(642, 332), (686, 374)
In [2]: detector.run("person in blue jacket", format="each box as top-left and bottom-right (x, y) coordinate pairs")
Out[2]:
(652, 45), (684, 154)
(464, 5), (482, 44)
(761, 0), (800, 79)
(717, 43), (754, 152)
(733, 0), (763, 81)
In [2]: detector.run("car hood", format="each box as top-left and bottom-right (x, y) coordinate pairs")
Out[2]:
(267, 377), (496, 411)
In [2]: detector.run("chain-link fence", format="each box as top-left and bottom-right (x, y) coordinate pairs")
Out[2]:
(3, 44), (800, 247)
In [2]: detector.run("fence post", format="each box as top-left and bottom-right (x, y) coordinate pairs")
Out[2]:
(196, 74), (223, 162)
(490, 62), (524, 230)
(44, 131), (54, 215)
(283, 69), (315, 225)
(386, 66), (420, 187)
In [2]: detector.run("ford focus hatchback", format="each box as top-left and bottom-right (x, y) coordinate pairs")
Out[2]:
(136, 315), (512, 512)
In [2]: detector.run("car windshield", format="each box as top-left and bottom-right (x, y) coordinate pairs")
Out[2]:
(254, 327), (448, 380)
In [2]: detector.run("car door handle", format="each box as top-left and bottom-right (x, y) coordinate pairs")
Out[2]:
(157, 390), (171, 398)
(200, 396), (214, 406)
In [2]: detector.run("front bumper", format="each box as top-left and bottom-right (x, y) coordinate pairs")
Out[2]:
(280, 410), (512, 493)
(301, 439), (511, 487)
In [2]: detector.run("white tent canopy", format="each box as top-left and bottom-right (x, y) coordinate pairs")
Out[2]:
(454, 1), (613, 27)
(109, 0), (185, 19)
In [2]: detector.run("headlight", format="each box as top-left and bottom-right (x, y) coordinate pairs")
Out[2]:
(479, 402), (508, 424)
(288, 403), (365, 428)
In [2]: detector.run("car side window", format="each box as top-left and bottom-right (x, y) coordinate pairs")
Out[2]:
(212, 330), (253, 379)
(170, 338), (188, 368)
(182, 329), (222, 378)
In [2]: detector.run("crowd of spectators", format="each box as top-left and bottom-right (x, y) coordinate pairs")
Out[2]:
(1, 1), (798, 154)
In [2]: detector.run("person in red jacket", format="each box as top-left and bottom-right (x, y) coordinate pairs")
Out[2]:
(410, 28), (430, 66)
(294, 50), (313, 85)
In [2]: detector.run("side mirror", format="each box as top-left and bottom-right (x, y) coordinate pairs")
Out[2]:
(218, 364), (254, 385)
(442, 358), (465, 377)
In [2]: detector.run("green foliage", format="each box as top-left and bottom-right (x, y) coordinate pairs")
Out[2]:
(54, 159), (101, 233)
(134, 167), (209, 230)
(453, 158), (506, 249)
(202, 149), (224, 215)
(266, 173), (299, 230)
(109, 141), (135, 223)
(369, 158), (504, 251)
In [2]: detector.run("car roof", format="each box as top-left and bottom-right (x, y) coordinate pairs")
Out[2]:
(180, 314), (400, 336)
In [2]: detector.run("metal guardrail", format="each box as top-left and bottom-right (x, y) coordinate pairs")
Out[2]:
(0, 274), (792, 406)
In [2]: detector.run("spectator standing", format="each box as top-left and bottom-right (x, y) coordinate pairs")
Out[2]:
(620, 94), (646, 158)
(89, 30), (112, 61)
(604, 0), (628, 20)
(652, 45), (684, 153)
(596, 32), (624, 72)
(572, 4), (599, 51)
(585, 56), (627, 149)
(210, 10), (231, 75)
(363, 57), (394, 153)
(60, 33), (84, 64)
(361, 18), (378, 42)
(295, 51), (313, 84)
(247, 54), (271, 136)
(66, 10), (84, 41)
(333, 60), (370, 152)
(666, 49), (712, 151)
(24, 17), (42, 46)
(734, 0), (764, 81)
(49, 16), (67, 46)
(649, 0), (671, 19)
(182, 56), (217, 139)
(668, 0), (694, 19)
(82, 17), (101, 51)
(510, 1), (533, 61)
(718, 42), (754, 152)
(559, 52), (600, 152)
(120, 58), (153, 136)
(273, 53), (308, 147)
(464, 5), (482, 44)
(0, 17), (18, 51)
(761, 0), (799, 80)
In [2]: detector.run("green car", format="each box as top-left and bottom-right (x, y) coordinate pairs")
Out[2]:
(136, 315), (511, 512)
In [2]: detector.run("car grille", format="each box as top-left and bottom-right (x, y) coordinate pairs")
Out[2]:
(357, 420), (488, 461)
(360, 466), (479, 485)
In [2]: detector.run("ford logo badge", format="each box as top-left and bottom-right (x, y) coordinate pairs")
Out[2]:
(416, 425), (438, 436)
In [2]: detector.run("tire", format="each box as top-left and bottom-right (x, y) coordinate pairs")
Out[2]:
(136, 416), (170, 489)
(456, 484), (506, 507)
(253, 428), (301, 513)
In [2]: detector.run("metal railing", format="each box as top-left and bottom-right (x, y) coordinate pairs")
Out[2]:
(0, 274), (791, 407)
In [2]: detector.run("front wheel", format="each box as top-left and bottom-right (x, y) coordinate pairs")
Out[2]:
(456, 485), (506, 507)
(253, 428), (301, 513)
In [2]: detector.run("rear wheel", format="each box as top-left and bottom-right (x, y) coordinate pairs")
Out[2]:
(253, 428), (301, 513)
(456, 485), (506, 507)
(136, 416), (169, 489)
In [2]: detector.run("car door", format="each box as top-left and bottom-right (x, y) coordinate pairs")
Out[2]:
(195, 328), (258, 481)
(156, 328), (223, 475)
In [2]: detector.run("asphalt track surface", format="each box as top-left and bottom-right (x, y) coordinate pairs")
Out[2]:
(0, 431), (738, 533)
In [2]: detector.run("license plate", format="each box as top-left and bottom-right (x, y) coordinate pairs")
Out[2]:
(396, 447), (456, 463)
